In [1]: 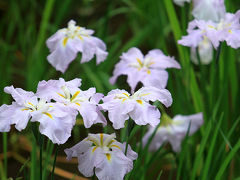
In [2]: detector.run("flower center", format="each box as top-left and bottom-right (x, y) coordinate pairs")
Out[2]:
(22, 99), (53, 119)
(57, 86), (88, 106)
(129, 57), (154, 74)
(87, 134), (121, 161)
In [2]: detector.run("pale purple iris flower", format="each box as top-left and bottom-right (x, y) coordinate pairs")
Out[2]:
(174, 0), (226, 22)
(142, 113), (203, 152)
(0, 86), (77, 144)
(36, 78), (107, 128)
(110, 48), (180, 93)
(65, 133), (137, 180)
(190, 36), (213, 65)
(100, 86), (172, 129)
(46, 20), (108, 73)
(179, 10), (240, 50)
(192, 0), (226, 22)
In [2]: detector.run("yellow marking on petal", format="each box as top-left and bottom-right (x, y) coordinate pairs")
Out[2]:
(57, 93), (65, 98)
(63, 37), (68, 47)
(147, 69), (151, 74)
(43, 112), (53, 119)
(122, 98), (127, 102)
(28, 102), (34, 106)
(208, 25), (214, 29)
(106, 153), (111, 161)
(148, 62), (155, 66)
(87, 139), (98, 146)
(136, 100), (143, 105)
(136, 58), (143, 66)
(111, 144), (121, 149)
(21, 108), (29, 111)
(75, 102), (81, 106)
(107, 140), (115, 147)
(100, 133), (103, 146)
(78, 35), (83, 40)
(140, 93), (150, 97)
(71, 91), (80, 101)
(122, 93), (129, 97)
(92, 146), (98, 153)
(228, 29), (232, 34)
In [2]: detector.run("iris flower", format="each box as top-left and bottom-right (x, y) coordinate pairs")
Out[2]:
(142, 113), (203, 152)
(179, 10), (240, 50)
(65, 133), (137, 180)
(110, 48), (180, 92)
(46, 20), (108, 73)
(36, 78), (107, 128)
(192, 0), (226, 22)
(100, 86), (172, 129)
(0, 86), (77, 144)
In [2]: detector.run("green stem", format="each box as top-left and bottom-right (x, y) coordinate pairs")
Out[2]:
(39, 135), (43, 180)
(215, 43), (222, 65)
(124, 120), (135, 155)
(3, 133), (7, 179)
(51, 145), (59, 180)
(124, 135), (129, 155)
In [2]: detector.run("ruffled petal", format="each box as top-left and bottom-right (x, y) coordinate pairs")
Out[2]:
(129, 102), (160, 127)
(135, 86), (173, 107)
(47, 39), (78, 73)
(4, 86), (37, 106)
(31, 103), (77, 144)
(146, 49), (181, 69)
(0, 103), (31, 132)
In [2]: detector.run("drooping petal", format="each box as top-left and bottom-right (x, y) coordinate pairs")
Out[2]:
(191, 38), (213, 65)
(101, 99), (135, 129)
(76, 102), (107, 128)
(172, 112), (204, 135)
(129, 102), (160, 127)
(64, 138), (92, 160)
(31, 103), (77, 144)
(47, 39), (78, 73)
(95, 150), (133, 180)
(141, 69), (169, 89)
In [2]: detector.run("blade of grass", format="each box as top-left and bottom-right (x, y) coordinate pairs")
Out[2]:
(51, 145), (59, 180)
(201, 113), (224, 180)
(163, 0), (203, 112)
(30, 134), (37, 180)
(190, 118), (212, 180)
(215, 139), (240, 180)
(35, 0), (55, 52)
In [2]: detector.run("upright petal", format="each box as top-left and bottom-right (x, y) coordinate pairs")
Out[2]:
(146, 49), (181, 69)
(135, 86), (173, 107)
(4, 86), (37, 106)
